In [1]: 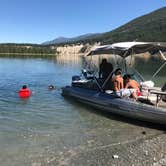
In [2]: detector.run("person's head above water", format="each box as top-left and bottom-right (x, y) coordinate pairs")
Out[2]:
(48, 85), (55, 90)
(19, 85), (31, 98)
(22, 85), (27, 89)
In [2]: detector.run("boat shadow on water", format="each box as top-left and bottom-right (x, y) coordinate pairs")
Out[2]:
(64, 96), (166, 132)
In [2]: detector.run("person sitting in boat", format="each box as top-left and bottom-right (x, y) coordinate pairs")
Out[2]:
(99, 58), (113, 80)
(112, 68), (124, 92)
(123, 74), (141, 99)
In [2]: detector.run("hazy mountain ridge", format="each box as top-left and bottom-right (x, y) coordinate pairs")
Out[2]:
(42, 33), (101, 45)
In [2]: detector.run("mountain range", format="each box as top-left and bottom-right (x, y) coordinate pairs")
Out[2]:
(42, 33), (101, 45)
(43, 7), (166, 45)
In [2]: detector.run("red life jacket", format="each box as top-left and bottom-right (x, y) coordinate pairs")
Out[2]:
(19, 88), (31, 98)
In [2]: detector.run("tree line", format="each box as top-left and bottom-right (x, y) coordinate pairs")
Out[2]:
(0, 44), (57, 55)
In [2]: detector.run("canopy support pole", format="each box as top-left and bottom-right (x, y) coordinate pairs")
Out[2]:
(132, 68), (145, 82)
(151, 61), (166, 79)
(151, 50), (166, 79)
(159, 50), (166, 61)
(122, 50), (129, 74)
(101, 70), (114, 89)
(101, 53), (118, 90)
(93, 76), (104, 92)
(89, 54), (104, 92)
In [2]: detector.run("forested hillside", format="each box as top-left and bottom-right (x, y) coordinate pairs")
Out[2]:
(46, 7), (166, 45)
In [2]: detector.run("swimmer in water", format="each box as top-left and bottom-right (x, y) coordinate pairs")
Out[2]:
(19, 85), (31, 98)
(48, 85), (55, 90)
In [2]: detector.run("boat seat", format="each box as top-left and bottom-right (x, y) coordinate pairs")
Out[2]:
(150, 90), (166, 106)
(138, 90), (166, 106)
(138, 94), (157, 105)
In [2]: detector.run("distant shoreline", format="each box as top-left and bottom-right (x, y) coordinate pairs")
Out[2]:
(0, 52), (57, 57)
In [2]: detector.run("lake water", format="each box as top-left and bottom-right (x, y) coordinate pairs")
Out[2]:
(0, 56), (165, 166)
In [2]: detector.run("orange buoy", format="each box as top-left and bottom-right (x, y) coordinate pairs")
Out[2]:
(19, 85), (31, 98)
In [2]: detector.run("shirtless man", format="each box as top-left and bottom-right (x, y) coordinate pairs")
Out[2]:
(112, 68), (124, 91)
(123, 74), (140, 99)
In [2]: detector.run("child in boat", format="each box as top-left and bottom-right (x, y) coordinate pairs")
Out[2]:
(123, 74), (140, 99)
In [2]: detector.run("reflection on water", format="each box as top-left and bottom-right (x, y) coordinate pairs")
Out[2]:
(56, 53), (82, 66)
(0, 55), (165, 166)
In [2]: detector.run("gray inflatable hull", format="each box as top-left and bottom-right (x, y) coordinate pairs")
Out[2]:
(62, 86), (166, 125)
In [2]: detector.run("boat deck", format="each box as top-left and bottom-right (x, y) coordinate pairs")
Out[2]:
(158, 101), (166, 109)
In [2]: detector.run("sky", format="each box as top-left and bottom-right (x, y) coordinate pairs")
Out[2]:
(0, 0), (165, 44)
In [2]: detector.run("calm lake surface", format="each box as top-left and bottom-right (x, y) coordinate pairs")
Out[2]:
(0, 56), (165, 166)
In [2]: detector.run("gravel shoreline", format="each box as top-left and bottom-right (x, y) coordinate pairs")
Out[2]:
(56, 133), (166, 166)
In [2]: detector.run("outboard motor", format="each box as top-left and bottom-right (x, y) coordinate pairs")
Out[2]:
(161, 82), (166, 102)
(82, 69), (87, 79)
(72, 75), (81, 82)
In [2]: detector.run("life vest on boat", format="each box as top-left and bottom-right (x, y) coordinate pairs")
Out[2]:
(19, 88), (31, 98)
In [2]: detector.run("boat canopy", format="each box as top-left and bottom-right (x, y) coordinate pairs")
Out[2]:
(87, 42), (166, 58)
